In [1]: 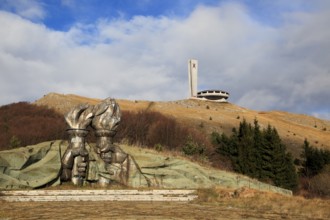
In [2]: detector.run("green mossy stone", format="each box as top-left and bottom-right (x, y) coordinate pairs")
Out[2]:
(0, 142), (292, 196)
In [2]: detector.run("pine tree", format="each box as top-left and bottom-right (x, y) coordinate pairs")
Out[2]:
(228, 128), (239, 170)
(282, 153), (298, 190)
(259, 124), (276, 182)
(253, 119), (263, 178)
(237, 119), (255, 175)
(263, 126), (297, 190)
(212, 119), (298, 190)
(300, 139), (330, 177)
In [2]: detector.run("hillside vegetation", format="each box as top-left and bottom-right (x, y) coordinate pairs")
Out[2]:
(1, 93), (330, 197)
(0, 102), (66, 150)
(33, 93), (330, 196)
(35, 93), (330, 157)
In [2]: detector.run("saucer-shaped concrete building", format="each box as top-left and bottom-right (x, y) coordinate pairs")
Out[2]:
(188, 59), (229, 102)
(196, 90), (229, 102)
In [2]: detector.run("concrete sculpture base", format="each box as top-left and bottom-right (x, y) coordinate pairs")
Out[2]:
(0, 189), (197, 202)
(0, 140), (149, 189)
(0, 141), (292, 196)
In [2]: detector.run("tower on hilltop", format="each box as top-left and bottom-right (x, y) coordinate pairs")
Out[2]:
(187, 59), (229, 102)
(188, 59), (198, 98)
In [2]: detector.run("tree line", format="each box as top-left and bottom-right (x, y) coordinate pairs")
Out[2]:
(211, 119), (298, 190)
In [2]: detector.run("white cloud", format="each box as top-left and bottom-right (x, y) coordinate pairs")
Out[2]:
(0, 1), (329, 120)
(1, 0), (45, 21)
(61, 0), (76, 8)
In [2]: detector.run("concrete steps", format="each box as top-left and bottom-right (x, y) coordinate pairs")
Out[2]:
(0, 189), (198, 202)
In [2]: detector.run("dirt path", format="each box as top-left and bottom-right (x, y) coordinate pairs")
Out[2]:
(0, 200), (326, 220)
(0, 188), (329, 219)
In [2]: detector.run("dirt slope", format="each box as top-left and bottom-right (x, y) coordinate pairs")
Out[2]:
(34, 93), (330, 157)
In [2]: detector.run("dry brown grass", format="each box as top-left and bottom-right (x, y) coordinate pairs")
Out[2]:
(196, 187), (330, 219)
(1, 187), (329, 219)
(35, 93), (330, 158)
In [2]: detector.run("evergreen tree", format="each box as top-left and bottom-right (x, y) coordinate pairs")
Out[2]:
(237, 119), (257, 176)
(259, 124), (276, 181)
(282, 153), (298, 190)
(228, 128), (239, 170)
(253, 119), (263, 178)
(300, 139), (330, 177)
(212, 118), (298, 190)
(262, 127), (297, 190)
(212, 132), (230, 156)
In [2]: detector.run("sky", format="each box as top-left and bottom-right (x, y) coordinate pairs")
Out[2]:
(0, 0), (329, 120)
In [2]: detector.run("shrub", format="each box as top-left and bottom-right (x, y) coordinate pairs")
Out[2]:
(9, 135), (21, 148)
(154, 143), (163, 152)
(309, 165), (330, 197)
(0, 102), (67, 150)
(182, 135), (205, 156)
(114, 110), (211, 153)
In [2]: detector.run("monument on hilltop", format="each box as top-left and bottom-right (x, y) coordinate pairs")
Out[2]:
(188, 59), (229, 102)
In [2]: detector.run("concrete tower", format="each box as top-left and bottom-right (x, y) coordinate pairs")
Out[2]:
(188, 59), (198, 98)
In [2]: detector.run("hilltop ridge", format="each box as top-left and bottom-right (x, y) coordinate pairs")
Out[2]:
(34, 93), (330, 157)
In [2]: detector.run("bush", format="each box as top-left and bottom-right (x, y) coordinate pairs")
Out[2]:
(114, 110), (211, 153)
(9, 135), (21, 148)
(154, 143), (163, 152)
(182, 135), (205, 156)
(309, 165), (330, 197)
(0, 104), (212, 161)
(0, 102), (67, 150)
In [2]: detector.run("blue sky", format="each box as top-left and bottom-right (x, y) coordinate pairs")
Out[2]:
(0, 0), (330, 120)
(2, 0), (315, 29)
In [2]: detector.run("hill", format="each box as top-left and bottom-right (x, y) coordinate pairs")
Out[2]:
(35, 93), (330, 158)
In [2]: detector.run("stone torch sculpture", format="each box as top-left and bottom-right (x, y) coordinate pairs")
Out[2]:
(60, 98), (150, 187)
(61, 104), (94, 185)
(91, 98), (128, 186)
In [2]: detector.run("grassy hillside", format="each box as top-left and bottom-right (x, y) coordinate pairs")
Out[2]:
(35, 93), (330, 159)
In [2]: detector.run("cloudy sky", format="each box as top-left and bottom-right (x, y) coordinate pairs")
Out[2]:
(0, 0), (329, 120)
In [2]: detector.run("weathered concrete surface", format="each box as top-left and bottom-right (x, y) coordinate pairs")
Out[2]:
(0, 141), (292, 196)
(0, 140), (150, 189)
(0, 189), (197, 202)
(0, 141), (62, 189)
(120, 145), (292, 196)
